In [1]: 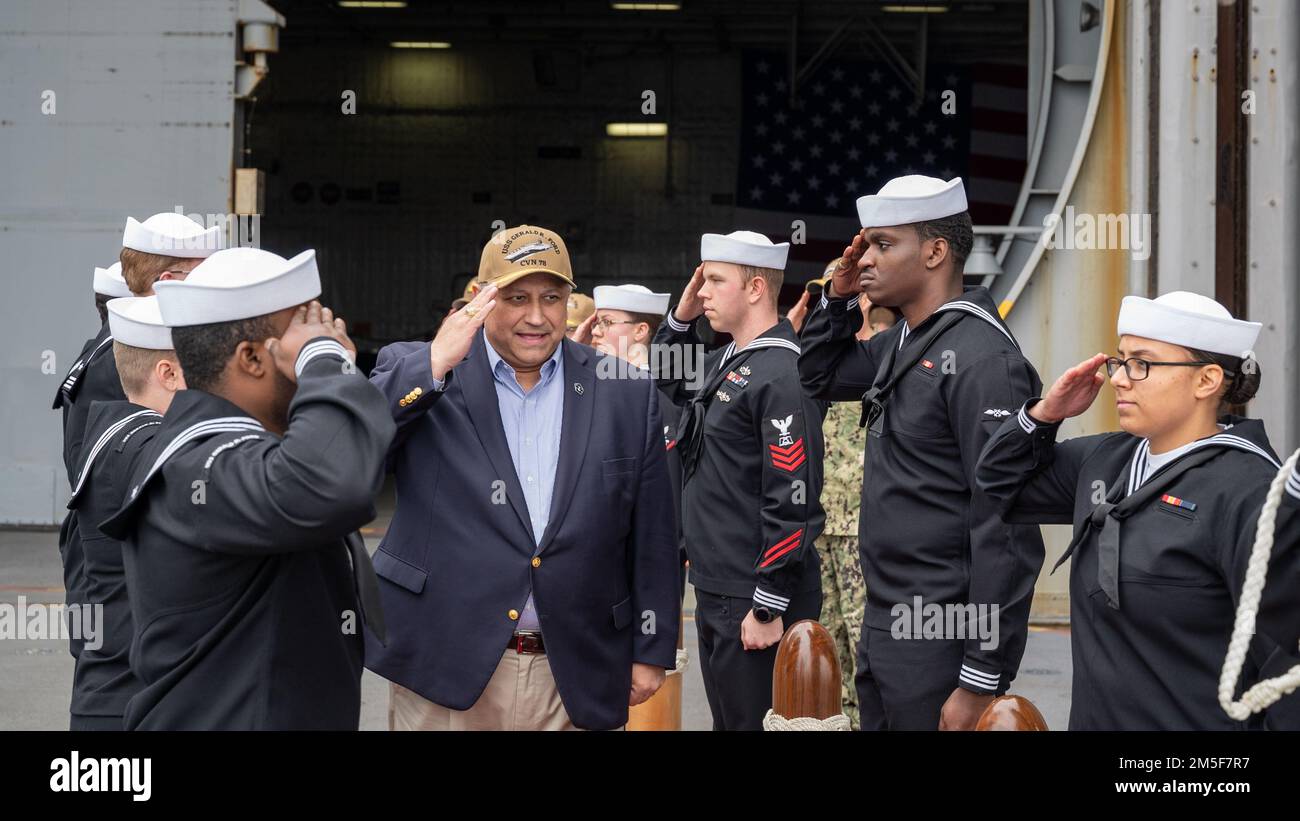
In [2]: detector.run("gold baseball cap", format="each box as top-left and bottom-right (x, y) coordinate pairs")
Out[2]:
(478, 225), (576, 290)
(566, 292), (595, 330)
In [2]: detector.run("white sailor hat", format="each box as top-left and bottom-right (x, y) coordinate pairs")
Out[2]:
(122, 212), (223, 258)
(700, 230), (790, 271)
(154, 248), (321, 327)
(855, 175), (967, 228)
(1117, 291), (1262, 358)
(107, 296), (173, 350)
(93, 261), (132, 298)
(593, 284), (671, 316)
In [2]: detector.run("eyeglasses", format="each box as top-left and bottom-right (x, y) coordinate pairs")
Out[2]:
(1104, 356), (1215, 381)
(594, 318), (638, 330)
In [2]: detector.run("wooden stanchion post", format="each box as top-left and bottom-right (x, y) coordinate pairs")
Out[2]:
(975, 695), (1049, 731)
(771, 619), (842, 721)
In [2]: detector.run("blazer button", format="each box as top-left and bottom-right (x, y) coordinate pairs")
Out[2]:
(399, 399), (408, 407)
(508, 609), (520, 620)
(531, 557), (541, 568)
(413, 387), (423, 396)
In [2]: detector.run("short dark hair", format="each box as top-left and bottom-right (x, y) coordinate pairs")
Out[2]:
(171, 315), (279, 393)
(627, 310), (663, 335)
(913, 211), (974, 271)
(94, 292), (113, 325)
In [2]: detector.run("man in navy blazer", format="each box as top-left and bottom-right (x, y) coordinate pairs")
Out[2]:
(365, 225), (681, 730)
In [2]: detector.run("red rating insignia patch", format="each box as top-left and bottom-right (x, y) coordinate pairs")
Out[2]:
(768, 437), (806, 472)
(760, 529), (804, 568)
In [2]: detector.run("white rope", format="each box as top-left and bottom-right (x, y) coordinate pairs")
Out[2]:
(761, 709), (852, 731)
(1219, 447), (1300, 721)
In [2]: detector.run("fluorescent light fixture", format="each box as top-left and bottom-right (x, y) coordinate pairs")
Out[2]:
(390, 41), (452, 49)
(882, 4), (950, 11)
(611, 3), (682, 10)
(339, 1), (408, 7)
(606, 122), (669, 137)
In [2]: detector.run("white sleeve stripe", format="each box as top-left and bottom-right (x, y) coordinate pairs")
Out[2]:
(298, 339), (345, 359)
(846, 296), (860, 309)
(666, 313), (690, 332)
(1017, 404), (1038, 434)
(959, 673), (999, 691)
(1286, 469), (1300, 500)
(818, 294), (829, 310)
(753, 588), (791, 611)
(959, 664), (1001, 684)
(753, 586), (790, 604)
(296, 339), (342, 360)
(295, 340), (352, 377)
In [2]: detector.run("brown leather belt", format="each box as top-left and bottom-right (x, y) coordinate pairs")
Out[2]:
(507, 632), (546, 654)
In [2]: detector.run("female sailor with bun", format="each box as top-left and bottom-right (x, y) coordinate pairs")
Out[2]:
(976, 291), (1298, 729)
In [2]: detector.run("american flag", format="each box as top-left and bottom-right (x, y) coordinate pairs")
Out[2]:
(733, 50), (1027, 287)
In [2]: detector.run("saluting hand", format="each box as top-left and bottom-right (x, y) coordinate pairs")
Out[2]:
(265, 301), (355, 384)
(429, 284), (497, 381)
(786, 289), (812, 334)
(675, 264), (707, 323)
(571, 311), (597, 347)
(1031, 352), (1109, 424)
(829, 229), (867, 298)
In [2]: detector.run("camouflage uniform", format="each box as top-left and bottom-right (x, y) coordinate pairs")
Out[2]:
(815, 401), (866, 729)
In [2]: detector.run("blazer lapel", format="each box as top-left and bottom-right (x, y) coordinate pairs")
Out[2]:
(538, 339), (594, 552)
(457, 333), (535, 541)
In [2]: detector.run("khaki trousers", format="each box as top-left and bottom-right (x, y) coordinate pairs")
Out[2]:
(388, 649), (580, 731)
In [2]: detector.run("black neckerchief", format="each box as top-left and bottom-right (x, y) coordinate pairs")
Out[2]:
(859, 311), (965, 434)
(677, 347), (762, 481)
(1052, 446), (1225, 610)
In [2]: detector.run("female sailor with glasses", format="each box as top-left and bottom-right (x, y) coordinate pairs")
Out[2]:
(975, 291), (1298, 730)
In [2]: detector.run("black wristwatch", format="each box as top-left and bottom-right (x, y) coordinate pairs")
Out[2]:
(752, 605), (776, 624)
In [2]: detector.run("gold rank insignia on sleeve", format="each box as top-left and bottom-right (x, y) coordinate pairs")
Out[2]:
(400, 386), (424, 407)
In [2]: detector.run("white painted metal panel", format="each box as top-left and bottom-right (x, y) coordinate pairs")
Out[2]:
(1155, 0), (1217, 295)
(0, 0), (238, 524)
(1247, 0), (1300, 455)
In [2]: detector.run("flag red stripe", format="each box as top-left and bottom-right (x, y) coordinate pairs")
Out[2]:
(973, 62), (1029, 87)
(971, 108), (1028, 135)
(967, 154), (1030, 181)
